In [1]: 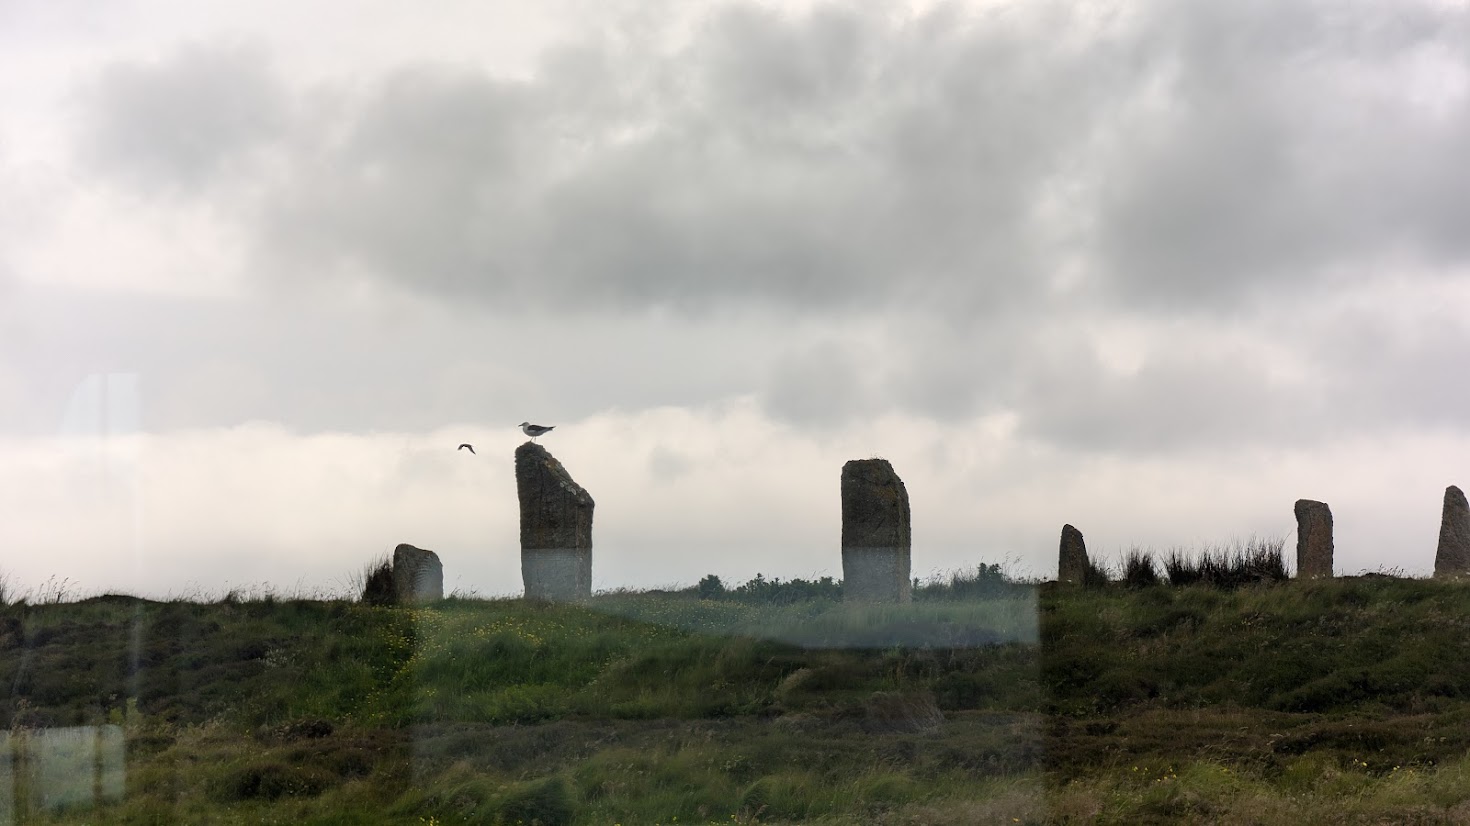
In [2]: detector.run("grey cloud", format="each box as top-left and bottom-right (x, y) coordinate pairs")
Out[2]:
(1089, 0), (1470, 307)
(762, 338), (875, 425)
(239, 1), (1119, 314)
(1013, 341), (1314, 453)
(47, 0), (1470, 449)
(69, 1), (1470, 319)
(0, 283), (790, 436)
(1304, 306), (1470, 433)
(257, 65), (540, 295)
(77, 42), (287, 192)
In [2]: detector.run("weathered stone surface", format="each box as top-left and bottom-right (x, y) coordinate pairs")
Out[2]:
(1434, 485), (1470, 578)
(391, 543), (443, 603)
(1058, 524), (1088, 584)
(1294, 499), (1334, 578)
(515, 442), (594, 601)
(840, 458), (911, 603)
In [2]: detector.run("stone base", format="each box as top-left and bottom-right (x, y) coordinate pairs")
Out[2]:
(842, 546), (912, 603)
(522, 549), (592, 601)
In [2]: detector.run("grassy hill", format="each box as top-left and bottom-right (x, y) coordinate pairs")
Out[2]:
(4, 572), (1470, 824)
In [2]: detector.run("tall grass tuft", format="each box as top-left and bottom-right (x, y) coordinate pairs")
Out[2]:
(358, 555), (395, 605)
(1121, 548), (1159, 588)
(1163, 537), (1288, 589)
(1082, 558), (1111, 589)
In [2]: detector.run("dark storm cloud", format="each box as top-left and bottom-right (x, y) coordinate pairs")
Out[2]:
(76, 42), (287, 192)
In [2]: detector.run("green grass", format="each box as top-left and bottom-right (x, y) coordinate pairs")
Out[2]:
(4, 575), (1470, 822)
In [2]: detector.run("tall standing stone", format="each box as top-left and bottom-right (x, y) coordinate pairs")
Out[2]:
(392, 543), (444, 603)
(1058, 524), (1088, 584)
(1294, 499), (1334, 578)
(516, 442), (594, 601)
(1434, 485), (1470, 578)
(841, 459), (911, 602)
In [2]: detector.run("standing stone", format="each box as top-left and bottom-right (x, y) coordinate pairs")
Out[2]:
(516, 442), (594, 601)
(1294, 499), (1334, 578)
(841, 459), (912, 602)
(392, 543), (444, 603)
(1434, 485), (1470, 578)
(1058, 524), (1088, 584)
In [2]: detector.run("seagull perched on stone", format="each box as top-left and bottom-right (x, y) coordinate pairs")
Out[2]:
(457, 443), (475, 454)
(519, 422), (554, 441)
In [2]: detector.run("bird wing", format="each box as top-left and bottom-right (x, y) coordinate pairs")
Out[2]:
(458, 444), (475, 453)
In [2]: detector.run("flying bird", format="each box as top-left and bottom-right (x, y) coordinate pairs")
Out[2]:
(519, 422), (555, 441)
(457, 444), (475, 454)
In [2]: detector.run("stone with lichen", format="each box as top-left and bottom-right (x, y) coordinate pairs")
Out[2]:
(841, 458), (911, 602)
(1434, 485), (1470, 578)
(1294, 499), (1334, 579)
(516, 442), (594, 601)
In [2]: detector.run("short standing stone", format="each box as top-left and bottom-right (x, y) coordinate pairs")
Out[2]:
(1058, 524), (1088, 584)
(841, 458), (911, 602)
(1434, 485), (1470, 578)
(516, 442), (594, 601)
(392, 543), (443, 603)
(1294, 499), (1334, 578)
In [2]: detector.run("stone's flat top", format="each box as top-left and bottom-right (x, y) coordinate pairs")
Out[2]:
(1294, 499), (1332, 514)
(393, 543), (440, 561)
(842, 457), (899, 481)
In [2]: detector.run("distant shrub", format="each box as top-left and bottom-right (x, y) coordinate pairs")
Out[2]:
(696, 574), (726, 600)
(1122, 549), (1159, 588)
(1082, 558), (1110, 589)
(730, 573), (841, 605)
(915, 563), (1020, 600)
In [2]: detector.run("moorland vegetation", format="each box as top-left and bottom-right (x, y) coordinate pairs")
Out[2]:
(3, 542), (1470, 824)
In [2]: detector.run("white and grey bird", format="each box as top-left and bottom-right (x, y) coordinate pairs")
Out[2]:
(519, 422), (555, 441)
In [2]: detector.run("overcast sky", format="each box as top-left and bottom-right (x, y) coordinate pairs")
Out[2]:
(2, 0), (1468, 598)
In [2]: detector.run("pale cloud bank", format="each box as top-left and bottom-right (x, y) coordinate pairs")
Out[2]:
(2, 405), (1463, 598)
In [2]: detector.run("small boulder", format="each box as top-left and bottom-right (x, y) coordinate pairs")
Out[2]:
(392, 544), (443, 603)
